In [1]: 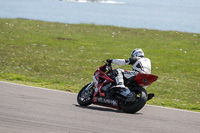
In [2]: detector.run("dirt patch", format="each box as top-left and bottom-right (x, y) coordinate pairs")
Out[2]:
(56, 37), (72, 41)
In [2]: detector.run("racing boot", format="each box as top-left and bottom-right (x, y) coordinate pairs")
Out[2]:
(114, 70), (135, 102)
(112, 83), (135, 102)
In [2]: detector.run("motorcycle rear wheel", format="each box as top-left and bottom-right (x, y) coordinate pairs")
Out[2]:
(120, 87), (148, 113)
(77, 83), (94, 106)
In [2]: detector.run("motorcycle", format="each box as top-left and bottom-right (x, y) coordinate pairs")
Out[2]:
(77, 62), (158, 113)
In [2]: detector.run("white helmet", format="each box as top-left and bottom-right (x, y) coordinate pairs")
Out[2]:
(131, 48), (144, 57)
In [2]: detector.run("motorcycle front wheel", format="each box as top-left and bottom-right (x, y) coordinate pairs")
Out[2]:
(77, 83), (94, 106)
(120, 87), (148, 114)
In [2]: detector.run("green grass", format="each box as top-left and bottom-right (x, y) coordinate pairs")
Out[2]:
(0, 18), (200, 112)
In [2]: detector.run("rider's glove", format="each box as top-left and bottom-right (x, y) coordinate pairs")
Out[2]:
(106, 59), (113, 64)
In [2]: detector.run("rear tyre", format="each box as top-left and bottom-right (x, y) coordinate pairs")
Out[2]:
(77, 83), (94, 106)
(120, 87), (148, 113)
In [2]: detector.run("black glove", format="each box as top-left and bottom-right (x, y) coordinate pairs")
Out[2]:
(106, 59), (113, 64)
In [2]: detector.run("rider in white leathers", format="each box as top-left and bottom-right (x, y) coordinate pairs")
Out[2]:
(106, 48), (151, 101)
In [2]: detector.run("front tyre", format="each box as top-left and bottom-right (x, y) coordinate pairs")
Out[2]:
(77, 83), (94, 106)
(120, 87), (148, 113)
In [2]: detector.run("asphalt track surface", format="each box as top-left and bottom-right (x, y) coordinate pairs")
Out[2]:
(0, 81), (200, 133)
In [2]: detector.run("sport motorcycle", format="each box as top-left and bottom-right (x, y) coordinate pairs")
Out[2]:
(77, 62), (158, 113)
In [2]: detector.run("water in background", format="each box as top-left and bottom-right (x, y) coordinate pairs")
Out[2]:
(0, 0), (200, 33)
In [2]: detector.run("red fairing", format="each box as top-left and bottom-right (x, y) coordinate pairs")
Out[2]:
(134, 73), (158, 87)
(93, 65), (114, 97)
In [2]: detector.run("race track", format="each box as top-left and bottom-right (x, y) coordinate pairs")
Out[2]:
(0, 81), (200, 133)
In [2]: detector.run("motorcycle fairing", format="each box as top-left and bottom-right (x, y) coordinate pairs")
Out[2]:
(93, 68), (114, 97)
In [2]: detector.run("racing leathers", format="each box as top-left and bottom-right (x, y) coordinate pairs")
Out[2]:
(112, 57), (151, 83)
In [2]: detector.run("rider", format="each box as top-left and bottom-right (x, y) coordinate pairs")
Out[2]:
(106, 48), (151, 101)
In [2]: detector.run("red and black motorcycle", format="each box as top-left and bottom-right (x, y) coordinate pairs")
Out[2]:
(77, 62), (158, 113)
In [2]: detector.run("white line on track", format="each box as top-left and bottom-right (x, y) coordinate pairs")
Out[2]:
(0, 80), (199, 114)
(146, 104), (200, 114)
(0, 80), (76, 95)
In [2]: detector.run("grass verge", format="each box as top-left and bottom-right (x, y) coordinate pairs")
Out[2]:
(0, 18), (200, 112)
